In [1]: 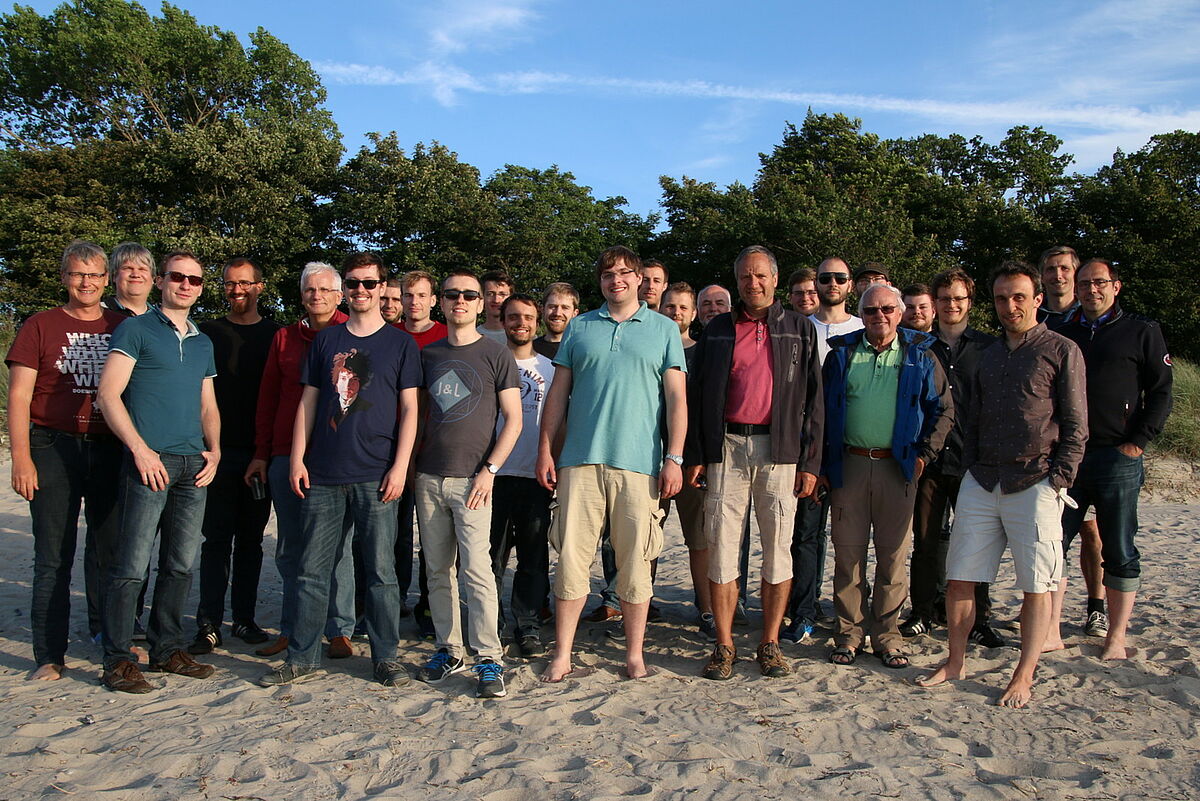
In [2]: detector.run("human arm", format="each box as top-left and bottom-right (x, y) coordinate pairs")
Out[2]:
(7, 365), (38, 500)
(195, 376), (221, 487)
(468, 386), (522, 510)
(536, 365), (572, 491)
(1125, 322), (1173, 453)
(289, 385), (319, 498)
(915, 356), (954, 475)
(381, 386), (419, 503)
(1050, 341), (1089, 490)
(796, 319), (823, 493)
(247, 329), (285, 486)
(659, 366), (686, 499)
(96, 351), (169, 491)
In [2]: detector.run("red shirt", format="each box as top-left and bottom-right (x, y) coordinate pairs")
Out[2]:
(395, 320), (447, 350)
(724, 310), (774, 426)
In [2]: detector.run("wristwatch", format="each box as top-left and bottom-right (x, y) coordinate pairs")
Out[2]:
(665, 453), (684, 466)
(484, 462), (500, 474)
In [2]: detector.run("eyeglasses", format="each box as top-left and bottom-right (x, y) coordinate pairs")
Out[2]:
(442, 289), (482, 301)
(343, 278), (381, 290)
(223, 280), (260, 290)
(862, 305), (898, 316)
(600, 268), (638, 282)
(790, 289), (818, 297)
(1076, 278), (1114, 289)
(164, 271), (203, 287)
(936, 295), (970, 304)
(65, 271), (106, 282)
(818, 273), (850, 285)
(302, 286), (341, 295)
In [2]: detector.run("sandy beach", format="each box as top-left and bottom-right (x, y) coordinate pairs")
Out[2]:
(1, 455), (1198, 800)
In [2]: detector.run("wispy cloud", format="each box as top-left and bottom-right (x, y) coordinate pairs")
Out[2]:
(422, 0), (541, 55)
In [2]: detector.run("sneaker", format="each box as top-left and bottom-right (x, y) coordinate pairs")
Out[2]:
(1084, 610), (1109, 637)
(702, 644), (736, 680)
(417, 608), (437, 641)
(258, 663), (324, 687)
(756, 642), (792, 678)
(374, 660), (411, 687)
(516, 634), (545, 658)
(698, 612), (716, 641)
(327, 636), (354, 659)
(149, 649), (215, 679)
(187, 623), (222, 655)
(473, 658), (507, 698)
(735, 600), (748, 623)
(351, 621), (370, 642)
(232, 621), (269, 645)
(968, 623), (1007, 649)
(102, 660), (153, 694)
(780, 619), (813, 643)
(900, 616), (933, 638)
(603, 621), (626, 642)
(418, 648), (466, 684)
(132, 617), (148, 642)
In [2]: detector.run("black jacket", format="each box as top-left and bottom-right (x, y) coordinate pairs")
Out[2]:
(684, 301), (823, 474)
(929, 325), (996, 478)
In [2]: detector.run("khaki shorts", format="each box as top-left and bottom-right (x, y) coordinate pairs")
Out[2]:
(549, 464), (663, 604)
(947, 473), (1064, 594)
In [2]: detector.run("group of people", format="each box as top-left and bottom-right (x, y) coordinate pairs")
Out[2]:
(7, 238), (1171, 708)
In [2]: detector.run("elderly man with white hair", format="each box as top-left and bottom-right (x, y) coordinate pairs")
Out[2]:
(818, 283), (953, 670)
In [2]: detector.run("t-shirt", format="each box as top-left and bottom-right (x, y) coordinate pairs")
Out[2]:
(199, 316), (281, 452)
(532, 336), (561, 360)
(418, 336), (520, 478)
(5, 307), (127, 434)
(809, 314), (865, 365)
(402, 320), (448, 350)
(109, 307), (217, 455)
(554, 302), (686, 477)
(477, 325), (508, 344)
(301, 323), (423, 485)
(496, 352), (555, 479)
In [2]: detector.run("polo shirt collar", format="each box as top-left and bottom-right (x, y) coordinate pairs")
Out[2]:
(598, 301), (650, 322)
(858, 333), (899, 355)
(150, 304), (200, 338)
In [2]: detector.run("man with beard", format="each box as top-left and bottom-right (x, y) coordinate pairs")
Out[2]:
(533, 282), (579, 360)
(697, 285), (732, 326)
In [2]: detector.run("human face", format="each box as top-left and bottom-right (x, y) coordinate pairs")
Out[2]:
(639, 266), (667, 308)
(901, 293), (935, 332)
(62, 257), (108, 309)
(660, 290), (696, 336)
(993, 274), (1043, 337)
(301, 270), (343, 319)
(541, 292), (578, 336)
(401, 278), (434, 325)
(441, 275), (484, 328)
(483, 280), (512, 324)
(816, 261), (851, 307)
(222, 264), (263, 316)
(1041, 253), (1075, 300)
(1075, 262), (1120, 320)
(934, 281), (972, 326)
(789, 280), (818, 314)
(854, 272), (888, 297)
(736, 253), (778, 313)
(379, 284), (403, 323)
(343, 266), (383, 315)
(598, 259), (641, 306)
(503, 299), (538, 347)
(860, 287), (902, 347)
(697, 286), (731, 324)
(114, 257), (153, 303)
(155, 256), (204, 311)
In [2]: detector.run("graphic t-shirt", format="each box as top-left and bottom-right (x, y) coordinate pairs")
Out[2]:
(5, 307), (126, 434)
(418, 336), (520, 478)
(199, 316), (281, 451)
(496, 352), (555, 479)
(301, 323), (423, 485)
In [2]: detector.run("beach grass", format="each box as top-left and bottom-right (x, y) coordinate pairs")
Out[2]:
(1155, 356), (1200, 460)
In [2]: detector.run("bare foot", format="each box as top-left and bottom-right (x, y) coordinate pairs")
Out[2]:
(29, 663), (64, 681)
(1100, 638), (1133, 660)
(915, 661), (964, 688)
(1041, 638), (1067, 653)
(998, 677), (1034, 708)
(540, 655), (573, 683)
(624, 655), (650, 679)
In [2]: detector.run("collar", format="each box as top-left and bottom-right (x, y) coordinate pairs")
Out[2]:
(1006, 321), (1047, 351)
(598, 301), (649, 322)
(857, 333), (900, 355)
(150, 304), (199, 337)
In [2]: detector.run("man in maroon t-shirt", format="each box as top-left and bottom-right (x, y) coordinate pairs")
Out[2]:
(6, 240), (127, 681)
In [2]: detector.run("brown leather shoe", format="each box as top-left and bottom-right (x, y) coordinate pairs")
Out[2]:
(149, 649), (215, 679)
(582, 605), (622, 623)
(255, 635), (289, 657)
(702, 644), (736, 680)
(756, 641), (792, 678)
(327, 635), (354, 659)
(102, 660), (154, 694)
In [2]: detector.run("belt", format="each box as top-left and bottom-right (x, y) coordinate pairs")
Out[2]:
(725, 423), (770, 436)
(32, 424), (116, 443)
(847, 446), (893, 460)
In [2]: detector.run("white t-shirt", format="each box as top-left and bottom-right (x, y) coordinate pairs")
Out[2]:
(496, 352), (555, 479)
(808, 314), (865, 365)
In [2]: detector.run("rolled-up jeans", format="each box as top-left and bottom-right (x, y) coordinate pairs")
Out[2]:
(1062, 446), (1145, 592)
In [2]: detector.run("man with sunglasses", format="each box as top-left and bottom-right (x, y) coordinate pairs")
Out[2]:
(821, 283), (952, 671)
(810, 258), (864, 363)
(259, 252), (422, 688)
(96, 251), (220, 693)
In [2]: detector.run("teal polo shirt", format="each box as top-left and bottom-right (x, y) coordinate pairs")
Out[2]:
(554, 302), (686, 477)
(844, 334), (900, 449)
(109, 306), (217, 455)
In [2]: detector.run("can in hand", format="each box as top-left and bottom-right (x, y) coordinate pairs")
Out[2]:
(250, 474), (267, 501)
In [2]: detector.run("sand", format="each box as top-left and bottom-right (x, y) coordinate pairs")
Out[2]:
(1, 456), (1198, 800)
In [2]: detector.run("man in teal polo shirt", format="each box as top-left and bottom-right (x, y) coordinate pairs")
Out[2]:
(96, 250), (220, 693)
(537, 245), (687, 682)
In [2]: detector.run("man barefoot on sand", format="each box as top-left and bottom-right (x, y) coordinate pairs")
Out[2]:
(918, 260), (1086, 708)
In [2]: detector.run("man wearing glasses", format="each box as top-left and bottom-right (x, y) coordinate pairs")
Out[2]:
(787, 268), (820, 315)
(96, 250), (220, 693)
(188, 259), (281, 655)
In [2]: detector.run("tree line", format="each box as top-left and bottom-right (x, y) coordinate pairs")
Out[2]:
(2, 0), (1198, 358)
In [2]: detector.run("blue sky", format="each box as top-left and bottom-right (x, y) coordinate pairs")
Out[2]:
(31, 0), (1200, 219)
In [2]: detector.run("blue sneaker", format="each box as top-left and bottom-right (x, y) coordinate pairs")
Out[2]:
(780, 619), (814, 643)
(418, 648), (466, 684)
(473, 658), (507, 698)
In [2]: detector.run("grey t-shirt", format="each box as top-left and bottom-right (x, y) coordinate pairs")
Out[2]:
(418, 336), (520, 478)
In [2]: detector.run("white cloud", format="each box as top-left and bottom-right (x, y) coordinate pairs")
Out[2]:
(423, 0), (541, 55)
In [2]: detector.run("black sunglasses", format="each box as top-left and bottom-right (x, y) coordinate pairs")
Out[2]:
(343, 278), (381, 290)
(818, 273), (850, 285)
(442, 289), (482, 301)
(164, 271), (203, 287)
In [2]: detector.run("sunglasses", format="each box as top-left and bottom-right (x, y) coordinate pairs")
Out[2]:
(862, 305), (898, 316)
(343, 278), (381, 290)
(164, 271), (203, 287)
(818, 273), (850, 285)
(442, 289), (482, 301)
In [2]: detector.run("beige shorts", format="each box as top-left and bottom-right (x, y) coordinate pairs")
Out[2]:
(549, 464), (663, 604)
(703, 433), (797, 585)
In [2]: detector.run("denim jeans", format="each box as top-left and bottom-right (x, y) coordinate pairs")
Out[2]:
(287, 482), (399, 668)
(103, 452), (208, 668)
(787, 495), (829, 624)
(1063, 446), (1145, 592)
(267, 456), (356, 640)
(27, 427), (122, 666)
(489, 476), (552, 636)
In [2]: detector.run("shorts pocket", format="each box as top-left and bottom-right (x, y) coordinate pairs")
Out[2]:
(546, 498), (564, 555)
(644, 499), (665, 561)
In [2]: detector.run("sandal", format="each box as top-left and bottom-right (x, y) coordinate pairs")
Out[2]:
(829, 646), (857, 665)
(877, 650), (910, 669)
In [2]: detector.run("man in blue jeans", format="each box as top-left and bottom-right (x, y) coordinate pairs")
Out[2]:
(96, 250), (220, 693)
(258, 252), (421, 688)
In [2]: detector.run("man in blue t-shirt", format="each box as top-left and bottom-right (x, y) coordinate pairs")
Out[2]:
(258, 252), (422, 689)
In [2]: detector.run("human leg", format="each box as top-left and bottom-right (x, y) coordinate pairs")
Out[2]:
(348, 482), (401, 665)
(415, 473), (466, 660)
(286, 484), (353, 669)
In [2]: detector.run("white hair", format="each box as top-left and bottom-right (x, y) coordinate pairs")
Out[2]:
(857, 283), (905, 315)
(300, 261), (341, 291)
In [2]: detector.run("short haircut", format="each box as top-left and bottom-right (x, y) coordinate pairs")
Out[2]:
(901, 283), (933, 301)
(1080, 257), (1120, 282)
(441, 268), (480, 291)
(698, 283), (730, 301)
(384, 276), (404, 289)
(300, 261), (340, 292)
(480, 270), (515, 291)
(662, 281), (696, 304)
(159, 249), (201, 275)
(787, 267), (816, 288)
(342, 251), (387, 281)
(542, 281), (580, 308)
(930, 268), (975, 300)
(817, 256), (849, 273)
(734, 244), (778, 275)
(107, 241), (152, 279)
(223, 256), (262, 282)
(401, 270), (436, 292)
(61, 239), (107, 275)
(595, 245), (642, 279)
(856, 283), (906, 315)
(991, 260), (1042, 295)
(642, 258), (669, 281)
(1038, 245), (1079, 272)
(501, 292), (540, 320)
